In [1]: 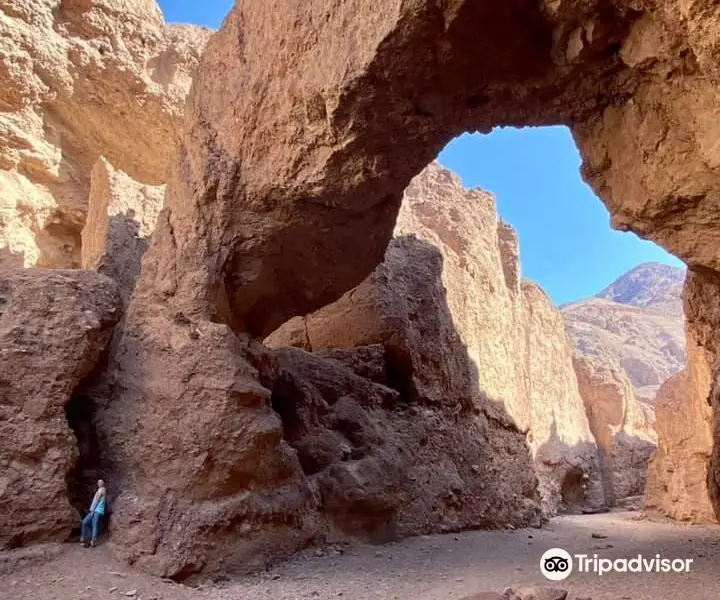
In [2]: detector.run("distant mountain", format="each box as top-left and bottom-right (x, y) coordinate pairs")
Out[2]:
(562, 262), (686, 404)
(595, 262), (685, 315)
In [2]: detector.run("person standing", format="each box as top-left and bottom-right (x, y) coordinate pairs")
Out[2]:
(80, 479), (107, 548)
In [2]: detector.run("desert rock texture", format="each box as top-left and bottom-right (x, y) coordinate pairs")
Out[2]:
(563, 263), (685, 404)
(70, 0), (720, 575)
(646, 269), (719, 522)
(268, 163), (603, 518)
(82, 158), (164, 303)
(97, 164), (547, 577)
(115, 2), (720, 573)
(562, 263), (686, 504)
(0, 269), (120, 549)
(4, 0), (720, 582)
(0, 0), (209, 268)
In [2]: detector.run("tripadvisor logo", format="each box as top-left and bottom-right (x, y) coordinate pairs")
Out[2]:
(540, 548), (694, 580)
(540, 548), (573, 581)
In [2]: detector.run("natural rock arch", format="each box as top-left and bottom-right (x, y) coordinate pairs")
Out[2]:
(136, 0), (720, 337)
(101, 0), (720, 576)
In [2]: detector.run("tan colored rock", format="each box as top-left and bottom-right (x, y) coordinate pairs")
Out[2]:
(563, 264), (686, 506)
(82, 158), (164, 303)
(574, 358), (656, 506)
(131, 0), (720, 340)
(562, 264), (686, 405)
(0, 0), (210, 268)
(100, 0), (720, 575)
(270, 163), (602, 517)
(0, 269), (121, 549)
(645, 269), (717, 521)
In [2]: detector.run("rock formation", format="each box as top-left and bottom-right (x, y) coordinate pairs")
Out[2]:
(82, 158), (164, 303)
(573, 358), (656, 505)
(0, 269), (120, 549)
(90, 0), (720, 574)
(0, 0), (210, 268)
(562, 263), (686, 504)
(562, 264), (686, 404)
(645, 269), (718, 522)
(268, 162), (603, 518)
(4, 0), (720, 578)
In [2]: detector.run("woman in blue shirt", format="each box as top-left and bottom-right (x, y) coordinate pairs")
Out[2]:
(80, 479), (107, 548)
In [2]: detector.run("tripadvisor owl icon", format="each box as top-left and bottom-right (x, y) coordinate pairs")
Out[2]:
(540, 548), (573, 581)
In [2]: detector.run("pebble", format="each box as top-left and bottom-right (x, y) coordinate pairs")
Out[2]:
(125, 590), (137, 597)
(591, 532), (608, 539)
(109, 587), (118, 593)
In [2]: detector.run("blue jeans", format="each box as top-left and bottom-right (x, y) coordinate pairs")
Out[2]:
(81, 512), (101, 542)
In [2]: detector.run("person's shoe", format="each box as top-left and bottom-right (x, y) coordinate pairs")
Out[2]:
(79, 538), (85, 546)
(90, 540), (96, 548)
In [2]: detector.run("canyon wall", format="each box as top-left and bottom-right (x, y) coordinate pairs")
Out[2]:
(562, 264), (686, 504)
(2, 0), (720, 577)
(268, 162), (604, 517)
(0, 269), (120, 549)
(0, 0), (209, 268)
(645, 270), (719, 522)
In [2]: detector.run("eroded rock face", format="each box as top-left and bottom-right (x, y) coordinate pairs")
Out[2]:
(645, 269), (718, 521)
(260, 252), (542, 543)
(96, 167), (544, 576)
(133, 0), (720, 340)
(82, 158), (164, 303)
(573, 358), (656, 506)
(269, 163), (602, 517)
(0, 0), (210, 268)
(562, 264), (686, 404)
(562, 265), (685, 505)
(98, 0), (720, 574)
(0, 269), (120, 549)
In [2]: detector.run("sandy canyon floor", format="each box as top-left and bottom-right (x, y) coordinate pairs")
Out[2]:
(2, 512), (720, 600)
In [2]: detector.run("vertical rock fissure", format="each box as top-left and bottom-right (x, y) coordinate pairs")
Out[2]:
(64, 391), (103, 517)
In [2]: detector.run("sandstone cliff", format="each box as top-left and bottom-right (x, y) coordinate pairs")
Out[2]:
(268, 162), (603, 518)
(0, 0), (209, 269)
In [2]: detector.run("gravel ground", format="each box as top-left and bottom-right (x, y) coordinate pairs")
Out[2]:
(2, 512), (720, 600)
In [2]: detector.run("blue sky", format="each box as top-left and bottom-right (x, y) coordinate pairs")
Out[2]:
(438, 128), (684, 304)
(157, 2), (685, 305)
(157, 0), (233, 28)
